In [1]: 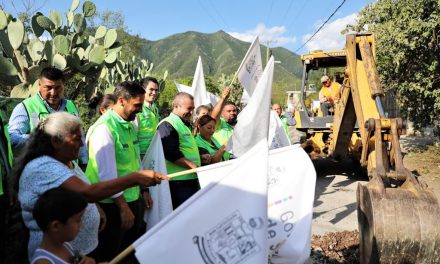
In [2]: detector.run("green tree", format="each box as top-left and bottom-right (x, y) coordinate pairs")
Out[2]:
(346, 0), (440, 130)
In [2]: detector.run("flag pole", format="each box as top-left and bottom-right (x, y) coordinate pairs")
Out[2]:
(166, 139), (230, 179)
(228, 71), (239, 87)
(167, 168), (198, 178)
(109, 244), (135, 264)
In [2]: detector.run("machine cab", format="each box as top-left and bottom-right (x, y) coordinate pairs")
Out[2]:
(295, 50), (347, 132)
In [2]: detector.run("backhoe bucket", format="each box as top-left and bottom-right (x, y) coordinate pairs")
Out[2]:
(357, 175), (440, 263)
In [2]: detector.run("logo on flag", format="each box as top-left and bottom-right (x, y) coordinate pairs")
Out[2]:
(193, 210), (264, 264)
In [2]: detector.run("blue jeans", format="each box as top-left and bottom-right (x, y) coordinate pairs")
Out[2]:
(321, 102), (334, 116)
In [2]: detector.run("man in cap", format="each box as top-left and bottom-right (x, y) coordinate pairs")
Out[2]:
(319, 75), (341, 116)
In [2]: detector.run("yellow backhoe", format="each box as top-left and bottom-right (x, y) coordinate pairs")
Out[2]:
(295, 33), (440, 263)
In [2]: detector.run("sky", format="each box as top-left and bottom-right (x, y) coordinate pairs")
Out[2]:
(4, 0), (374, 53)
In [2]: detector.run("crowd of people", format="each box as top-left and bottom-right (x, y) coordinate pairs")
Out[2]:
(0, 67), (296, 264)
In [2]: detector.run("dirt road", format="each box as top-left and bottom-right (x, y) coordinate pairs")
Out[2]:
(306, 159), (366, 263)
(305, 135), (440, 263)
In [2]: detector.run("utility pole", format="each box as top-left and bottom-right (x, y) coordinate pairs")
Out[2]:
(266, 40), (273, 64)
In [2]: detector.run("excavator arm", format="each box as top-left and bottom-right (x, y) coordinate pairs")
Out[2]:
(329, 34), (440, 263)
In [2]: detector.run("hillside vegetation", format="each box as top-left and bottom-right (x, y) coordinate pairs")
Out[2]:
(142, 30), (304, 104)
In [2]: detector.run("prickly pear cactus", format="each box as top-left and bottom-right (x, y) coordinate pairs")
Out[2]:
(0, 0), (122, 99)
(97, 54), (168, 95)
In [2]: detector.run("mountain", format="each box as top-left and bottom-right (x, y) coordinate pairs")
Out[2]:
(141, 30), (304, 103)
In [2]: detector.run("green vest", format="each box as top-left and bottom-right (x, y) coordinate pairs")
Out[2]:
(0, 112), (13, 196)
(195, 134), (230, 162)
(213, 118), (234, 146)
(159, 113), (201, 181)
(280, 115), (289, 134)
(22, 94), (79, 131)
(137, 102), (160, 155)
(85, 110), (140, 203)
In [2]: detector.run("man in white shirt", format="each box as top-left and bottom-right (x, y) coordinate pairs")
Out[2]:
(85, 81), (146, 262)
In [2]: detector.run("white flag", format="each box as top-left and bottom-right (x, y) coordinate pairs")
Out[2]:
(266, 145), (315, 264)
(192, 56), (212, 107)
(227, 56), (274, 157)
(174, 80), (218, 106)
(140, 132), (173, 230)
(174, 81), (193, 94)
(134, 141), (269, 264)
(237, 36), (263, 104)
(269, 110), (291, 150)
(196, 158), (237, 188)
(198, 145), (316, 264)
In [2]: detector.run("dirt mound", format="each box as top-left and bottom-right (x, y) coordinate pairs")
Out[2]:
(310, 231), (359, 263)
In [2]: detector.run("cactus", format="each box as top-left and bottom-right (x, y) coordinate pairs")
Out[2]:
(89, 45), (105, 64)
(73, 13), (86, 34)
(0, 56), (18, 76)
(7, 19), (24, 50)
(36, 15), (55, 31)
(49, 10), (63, 29)
(31, 13), (45, 37)
(82, 1), (96, 17)
(105, 52), (117, 64)
(104, 29), (117, 48)
(53, 35), (70, 55)
(10, 83), (31, 98)
(0, 10), (8, 30)
(71, 0), (80, 12)
(53, 54), (67, 70)
(67, 11), (74, 27)
(95, 26), (107, 39)
(0, 0), (164, 100)
(0, 30), (14, 58)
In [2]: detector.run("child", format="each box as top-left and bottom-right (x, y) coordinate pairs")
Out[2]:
(31, 187), (97, 264)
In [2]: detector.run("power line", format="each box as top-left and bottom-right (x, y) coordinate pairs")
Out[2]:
(295, 0), (347, 53)
(197, 0), (223, 30)
(280, 0), (295, 26)
(287, 0), (308, 30)
(265, 0), (275, 26)
(206, 0), (230, 31)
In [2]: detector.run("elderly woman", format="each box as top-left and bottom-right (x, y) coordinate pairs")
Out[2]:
(195, 115), (231, 165)
(14, 112), (167, 260)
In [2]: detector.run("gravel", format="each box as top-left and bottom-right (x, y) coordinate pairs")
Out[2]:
(309, 231), (360, 263)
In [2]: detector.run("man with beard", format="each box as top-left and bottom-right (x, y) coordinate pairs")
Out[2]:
(85, 81), (145, 261)
(211, 87), (237, 145)
(158, 92), (201, 209)
(8, 67), (88, 166)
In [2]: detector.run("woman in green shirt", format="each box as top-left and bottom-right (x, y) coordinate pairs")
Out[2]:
(195, 115), (231, 166)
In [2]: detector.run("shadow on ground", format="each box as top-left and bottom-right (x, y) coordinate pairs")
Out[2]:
(311, 158), (368, 225)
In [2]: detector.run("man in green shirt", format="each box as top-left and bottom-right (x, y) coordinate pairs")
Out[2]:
(158, 92), (200, 209)
(136, 77), (160, 157)
(8, 67), (88, 167)
(211, 87), (237, 145)
(85, 81), (147, 261)
(272, 103), (296, 134)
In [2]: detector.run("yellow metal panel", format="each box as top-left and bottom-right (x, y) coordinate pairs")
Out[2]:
(355, 58), (380, 122)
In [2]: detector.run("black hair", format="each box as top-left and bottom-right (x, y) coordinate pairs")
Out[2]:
(33, 187), (88, 231)
(114, 81), (146, 101)
(88, 93), (117, 116)
(40, 67), (65, 82)
(141, 77), (159, 87)
(197, 114), (216, 127)
(224, 100), (236, 107)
